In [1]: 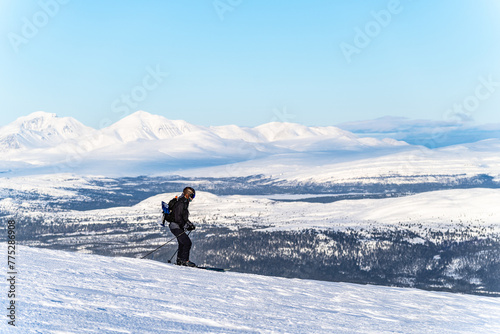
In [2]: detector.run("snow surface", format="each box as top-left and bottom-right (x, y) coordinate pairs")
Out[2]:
(1, 245), (499, 334)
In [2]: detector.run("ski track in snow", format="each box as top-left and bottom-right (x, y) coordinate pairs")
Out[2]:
(1, 245), (499, 334)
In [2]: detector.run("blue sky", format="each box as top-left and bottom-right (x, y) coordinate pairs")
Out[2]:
(1, 0), (500, 128)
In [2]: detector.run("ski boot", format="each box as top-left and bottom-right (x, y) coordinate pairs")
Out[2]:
(177, 259), (197, 267)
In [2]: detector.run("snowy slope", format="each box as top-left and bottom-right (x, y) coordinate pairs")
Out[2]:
(1, 245), (498, 334)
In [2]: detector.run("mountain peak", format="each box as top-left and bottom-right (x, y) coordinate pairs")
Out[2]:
(254, 121), (355, 142)
(0, 112), (92, 151)
(14, 111), (59, 129)
(23, 111), (58, 120)
(111, 110), (172, 126)
(104, 111), (201, 143)
(14, 111), (88, 132)
(125, 110), (156, 120)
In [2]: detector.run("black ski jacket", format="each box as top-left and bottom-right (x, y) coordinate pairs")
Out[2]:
(172, 196), (191, 230)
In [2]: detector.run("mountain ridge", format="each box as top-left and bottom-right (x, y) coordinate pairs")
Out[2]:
(2, 111), (500, 179)
(0, 111), (407, 155)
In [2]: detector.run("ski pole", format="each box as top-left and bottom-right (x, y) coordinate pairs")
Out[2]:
(141, 230), (187, 259)
(167, 250), (178, 263)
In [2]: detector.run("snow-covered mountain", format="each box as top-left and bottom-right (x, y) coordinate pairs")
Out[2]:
(254, 122), (353, 142)
(1, 111), (406, 152)
(0, 112), (95, 151)
(0, 111), (410, 175)
(1, 111), (499, 182)
(211, 121), (404, 149)
(101, 110), (203, 143)
(1, 245), (498, 333)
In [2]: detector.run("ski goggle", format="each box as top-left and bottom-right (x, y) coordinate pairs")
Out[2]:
(190, 193), (195, 199)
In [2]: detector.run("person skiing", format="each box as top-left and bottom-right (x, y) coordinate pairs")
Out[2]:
(169, 187), (196, 267)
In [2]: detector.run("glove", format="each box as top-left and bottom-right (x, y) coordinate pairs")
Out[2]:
(186, 222), (196, 231)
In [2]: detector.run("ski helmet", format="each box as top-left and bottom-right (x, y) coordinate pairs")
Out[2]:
(183, 187), (195, 200)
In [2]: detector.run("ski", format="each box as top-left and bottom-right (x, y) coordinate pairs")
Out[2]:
(196, 266), (228, 272)
(168, 262), (228, 272)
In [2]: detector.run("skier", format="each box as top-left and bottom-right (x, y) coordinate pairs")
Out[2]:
(170, 187), (197, 267)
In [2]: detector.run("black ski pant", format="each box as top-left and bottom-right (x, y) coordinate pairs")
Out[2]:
(170, 228), (192, 262)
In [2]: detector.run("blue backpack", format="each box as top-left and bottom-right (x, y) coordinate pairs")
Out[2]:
(161, 196), (178, 224)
